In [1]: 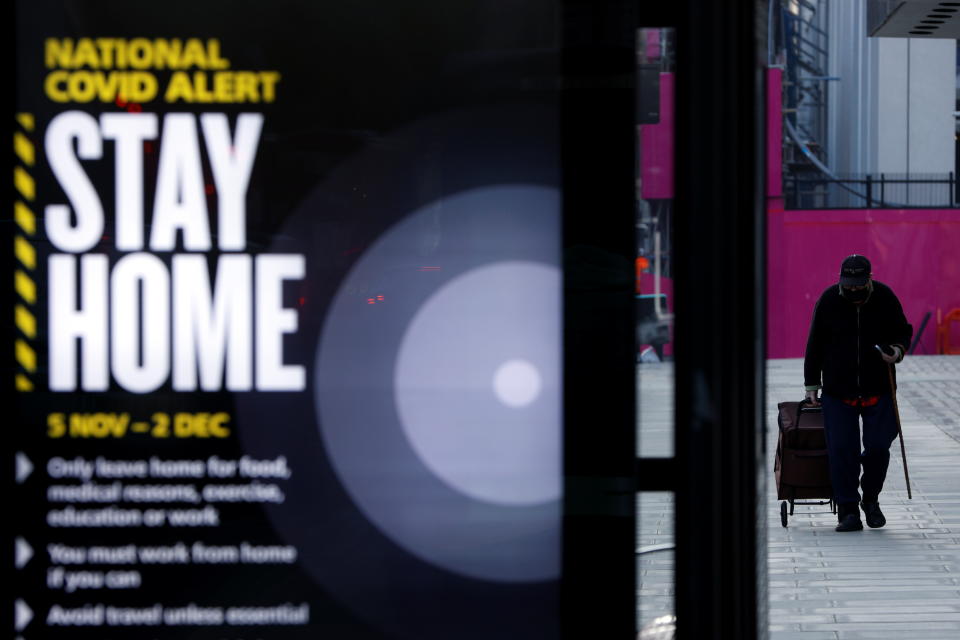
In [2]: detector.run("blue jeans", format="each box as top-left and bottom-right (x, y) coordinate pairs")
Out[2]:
(820, 393), (900, 505)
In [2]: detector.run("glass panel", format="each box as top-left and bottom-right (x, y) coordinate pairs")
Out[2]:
(636, 27), (676, 459)
(636, 25), (676, 640)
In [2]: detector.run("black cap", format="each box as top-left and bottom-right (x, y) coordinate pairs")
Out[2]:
(839, 254), (871, 286)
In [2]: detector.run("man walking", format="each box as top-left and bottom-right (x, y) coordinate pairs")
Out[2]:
(803, 255), (913, 532)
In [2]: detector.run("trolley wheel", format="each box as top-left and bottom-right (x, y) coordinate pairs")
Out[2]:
(830, 499), (837, 515)
(780, 501), (788, 528)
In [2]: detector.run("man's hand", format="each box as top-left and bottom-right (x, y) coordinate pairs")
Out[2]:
(804, 389), (820, 406)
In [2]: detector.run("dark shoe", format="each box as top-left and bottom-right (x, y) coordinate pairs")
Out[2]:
(835, 513), (864, 532)
(861, 501), (886, 528)
(835, 503), (863, 532)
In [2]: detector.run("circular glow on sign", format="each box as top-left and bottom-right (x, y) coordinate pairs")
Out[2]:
(315, 185), (561, 582)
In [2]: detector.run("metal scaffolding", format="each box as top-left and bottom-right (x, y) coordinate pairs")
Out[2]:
(780, 0), (833, 206)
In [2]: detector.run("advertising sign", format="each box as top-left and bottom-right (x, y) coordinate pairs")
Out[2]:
(11, 2), (562, 637)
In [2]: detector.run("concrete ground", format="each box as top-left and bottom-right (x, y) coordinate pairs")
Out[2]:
(637, 355), (960, 639)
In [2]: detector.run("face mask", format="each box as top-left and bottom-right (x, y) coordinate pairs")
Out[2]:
(841, 285), (870, 303)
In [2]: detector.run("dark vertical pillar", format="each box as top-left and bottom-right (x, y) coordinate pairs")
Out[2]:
(560, 1), (637, 637)
(673, 1), (767, 638)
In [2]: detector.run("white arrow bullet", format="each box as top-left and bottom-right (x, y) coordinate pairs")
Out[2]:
(15, 599), (32, 631)
(15, 453), (33, 484)
(15, 537), (33, 569)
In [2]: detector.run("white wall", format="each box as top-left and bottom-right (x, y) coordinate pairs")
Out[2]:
(874, 38), (909, 174)
(905, 39), (955, 174)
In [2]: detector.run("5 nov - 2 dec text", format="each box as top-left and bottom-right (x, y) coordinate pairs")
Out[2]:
(47, 412), (231, 439)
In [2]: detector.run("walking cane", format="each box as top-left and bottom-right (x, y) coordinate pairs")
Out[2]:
(885, 360), (912, 499)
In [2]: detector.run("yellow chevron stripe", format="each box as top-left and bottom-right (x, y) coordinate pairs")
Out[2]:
(15, 304), (37, 339)
(12, 113), (37, 394)
(15, 270), (36, 304)
(14, 201), (37, 235)
(14, 167), (35, 201)
(14, 236), (36, 270)
(14, 132), (35, 166)
(16, 113), (35, 132)
(15, 374), (34, 392)
(15, 339), (37, 373)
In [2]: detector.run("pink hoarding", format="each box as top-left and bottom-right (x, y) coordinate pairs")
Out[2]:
(766, 208), (960, 358)
(640, 72), (674, 200)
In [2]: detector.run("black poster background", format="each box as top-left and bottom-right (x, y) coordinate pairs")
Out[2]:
(9, 1), (562, 637)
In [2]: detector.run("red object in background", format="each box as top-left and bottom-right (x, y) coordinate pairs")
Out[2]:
(635, 256), (649, 293)
(939, 309), (960, 354)
(114, 96), (143, 113)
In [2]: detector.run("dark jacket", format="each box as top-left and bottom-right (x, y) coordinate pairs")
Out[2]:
(804, 280), (913, 398)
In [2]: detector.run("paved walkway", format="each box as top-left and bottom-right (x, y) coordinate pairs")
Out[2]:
(637, 355), (960, 639)
(767, 356), (960, 639)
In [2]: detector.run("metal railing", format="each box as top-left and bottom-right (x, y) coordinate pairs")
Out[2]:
(785, 172), (959, 209)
